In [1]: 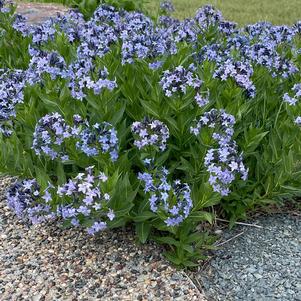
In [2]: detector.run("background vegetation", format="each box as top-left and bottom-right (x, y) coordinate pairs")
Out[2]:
(24, 0), (301, 25)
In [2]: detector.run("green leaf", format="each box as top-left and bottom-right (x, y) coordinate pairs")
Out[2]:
(154, 236), (180, 247)
(244, 129), (269, 153)
(188, 211), (214, 224)
(136, 222), (151, 243)
(132, 211), (156, 222)
(164, 251), (182, 265)
(139, 99), (160, 118)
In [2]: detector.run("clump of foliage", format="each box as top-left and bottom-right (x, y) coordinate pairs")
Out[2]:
(1, 0), (301, 266)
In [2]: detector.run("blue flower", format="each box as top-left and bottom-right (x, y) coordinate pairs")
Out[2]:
(56, 166), (114, 234)
(138, 165), (193, 226)
(132, 118), (169, 152)
(6, 179), (55, 224)
(74, 116), (119, 161)
(32, 113), (72, 161)
(191, 109), (248, 196)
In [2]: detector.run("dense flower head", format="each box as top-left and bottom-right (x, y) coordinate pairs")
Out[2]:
(0, 69), (27, 137)
(214, 59), (256, 98)
(57, 166), (114, 235)
(160, 64), (202, 98)
(173, 18), (198, 43)
(55, 10), (86, 43)
(32, 112), (72, 161)
(120, 12), (154, 64)
(31, 19), (57, 44)
(244, 22), (273, 41)
(218, 21), (238, 36)
(191, 109), (248, 195)
(160, 0), (175, 14)
(6, 179), (55, 224)
(131, 118), (169, 151)
(120, 12), (177, 65)
(68, 59), (117, 100)
(204, 141), (248, 196)
(190, 108), (235, 139)
(198, 43), (229, 64)
(138, 165), (193, 226)
(73, 115), (119, 161)
(158, 15), (180, 29)
(77, 21), (118, 60)
(12, 14), (30, 36)
(194, 5), (223, 30)
(26, 49), (67, 84)
(92, 4), (124, 29)
(244, 43), (298, 78)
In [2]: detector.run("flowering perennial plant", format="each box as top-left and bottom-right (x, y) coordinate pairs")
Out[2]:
(1, 2), (301, 266)
(138, 165), (193, 226)
(160, 1), (175, 14)
(6, 179), (55, 224)
(283, 84), (301, 106)
(191, 109), (248, 195)
(74, 115), (118, 161)
(32, 113), (72, 161)
(57, 166), (114, 235)
(0, 70), (26, 137)
(27, 49), (67, 84)
(213, 60), (256, 98)
(160, 64), (203, 100)
(131, 118), (169, 151)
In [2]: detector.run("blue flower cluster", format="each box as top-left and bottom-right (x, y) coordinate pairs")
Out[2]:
(8, 3), (300, 107)
(27, 49), (67, 84)
(57, 166), (114, 235)
(131, 118), (170, 151)
(32, 113), (72, 161)
(160, 1), (175, 14)
(0, 69), (26, 137)
(0, 0), (10, 13)
(283, 83), (301, 106)
(160, 64), (203, 101)
(213, 59), (256, 98)
(6, 179), (55, 224)
(244, 43), (298, 78)
(7, 166), (114, 234)
(32, 113), (119, 162)
(191, 109), (248, 196)
(68, 60), (117, 101)
(73, 115), (118, 161)
(120, 12), (177, 65)
(138, 165), (193, 226)
(195, 4), (223, 30)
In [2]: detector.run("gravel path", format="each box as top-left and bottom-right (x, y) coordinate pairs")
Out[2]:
(0, 177), (204, 300)
(197, 214), (301, 301)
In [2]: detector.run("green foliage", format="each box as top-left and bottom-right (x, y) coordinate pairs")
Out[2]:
(1, 2), (301, 268)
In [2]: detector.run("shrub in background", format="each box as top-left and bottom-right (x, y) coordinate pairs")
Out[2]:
(1, 0), (301, 266)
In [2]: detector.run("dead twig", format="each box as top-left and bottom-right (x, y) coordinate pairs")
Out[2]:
(216, 218), (263, 229)
(214, 231), (244, 247)
(182, 271), (204, 298)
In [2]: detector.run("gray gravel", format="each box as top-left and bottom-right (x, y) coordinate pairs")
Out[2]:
(0, 177), (204, 300)
(198, 214), (301, 301)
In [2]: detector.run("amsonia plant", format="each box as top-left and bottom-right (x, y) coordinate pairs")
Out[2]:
(1, 0), (301, 266)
